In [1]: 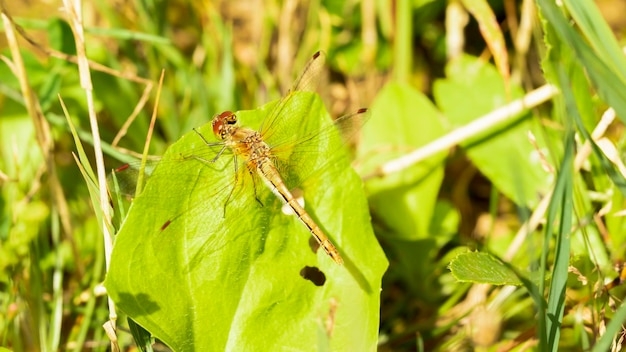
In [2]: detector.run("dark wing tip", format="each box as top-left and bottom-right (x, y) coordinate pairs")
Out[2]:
(115, 164), (130, 172)
(160, 219), (172, 231)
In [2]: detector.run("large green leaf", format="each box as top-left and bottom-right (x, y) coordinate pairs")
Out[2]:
(104, 93), (387, 351)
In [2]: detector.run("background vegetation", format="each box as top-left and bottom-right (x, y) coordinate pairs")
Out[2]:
(2, 0), (626, 351)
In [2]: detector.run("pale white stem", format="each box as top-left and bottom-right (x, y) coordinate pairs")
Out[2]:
(368, 84), (559, 180)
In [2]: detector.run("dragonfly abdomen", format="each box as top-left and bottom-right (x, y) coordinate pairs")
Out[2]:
(256, 161), (343, 264)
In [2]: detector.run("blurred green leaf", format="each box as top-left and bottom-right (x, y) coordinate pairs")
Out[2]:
(86, 27), (171, 44)
(434, 55), (552, 208)
(360, 83), (446, 240)
(47, 17), (76, 56)
(105, 93), (387, 350)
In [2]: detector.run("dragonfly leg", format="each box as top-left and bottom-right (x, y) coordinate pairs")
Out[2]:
(187, 155), (211, 164)
(220, 155), (241, 218)
(191, 128), (226, 162)
(211, 145), (228, 162)
(222, 184), (236, 218)
(248, 167), (264, 207)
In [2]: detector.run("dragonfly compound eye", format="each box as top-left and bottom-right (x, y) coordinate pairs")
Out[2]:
(211, 117), (224, 139)
(212, 110), (236, 139)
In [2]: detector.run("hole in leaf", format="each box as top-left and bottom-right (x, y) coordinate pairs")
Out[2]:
(300, 266), (326, 286)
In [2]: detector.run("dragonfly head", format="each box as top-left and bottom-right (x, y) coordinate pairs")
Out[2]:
(211, 110), (238, 140)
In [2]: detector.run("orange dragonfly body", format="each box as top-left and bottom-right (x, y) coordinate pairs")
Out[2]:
(191, 51), (368, 264)
(117, 51), (367, 265)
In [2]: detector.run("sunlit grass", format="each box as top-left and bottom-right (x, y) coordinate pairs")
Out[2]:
(2, 0), (626, 350)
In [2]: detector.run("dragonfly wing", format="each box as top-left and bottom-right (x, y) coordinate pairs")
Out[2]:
(258, 51), (326, 141)
(269, 103), (371, 192)
(109, 132), (231, 198)
(111, 124), (266, 273)
(290, 51), (327, 93)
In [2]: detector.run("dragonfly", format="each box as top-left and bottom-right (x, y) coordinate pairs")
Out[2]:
(114, 51), (368, 265)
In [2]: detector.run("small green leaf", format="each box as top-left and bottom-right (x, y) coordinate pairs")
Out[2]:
(449, 251), (523, 286)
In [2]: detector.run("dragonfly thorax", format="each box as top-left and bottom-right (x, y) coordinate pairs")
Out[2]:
(227, 128), (270, 163)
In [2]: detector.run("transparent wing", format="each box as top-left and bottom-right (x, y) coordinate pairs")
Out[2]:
(258, 51), (326, 144)
(109, 127), (267, 273)
(108, 140), (231, 199)
(268, 106), (371, 193)
(146, 153), (263, 274)
(290, 51), (327, 93)
(110, 51), (367, 271)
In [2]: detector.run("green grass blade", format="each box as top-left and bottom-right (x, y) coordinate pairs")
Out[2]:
(128, 317), (153, 352)
(543, 130), (574, 351)
(564, 0), (626, 80)
(592, 299), (626, 352)
(537, 0), (626, 123)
